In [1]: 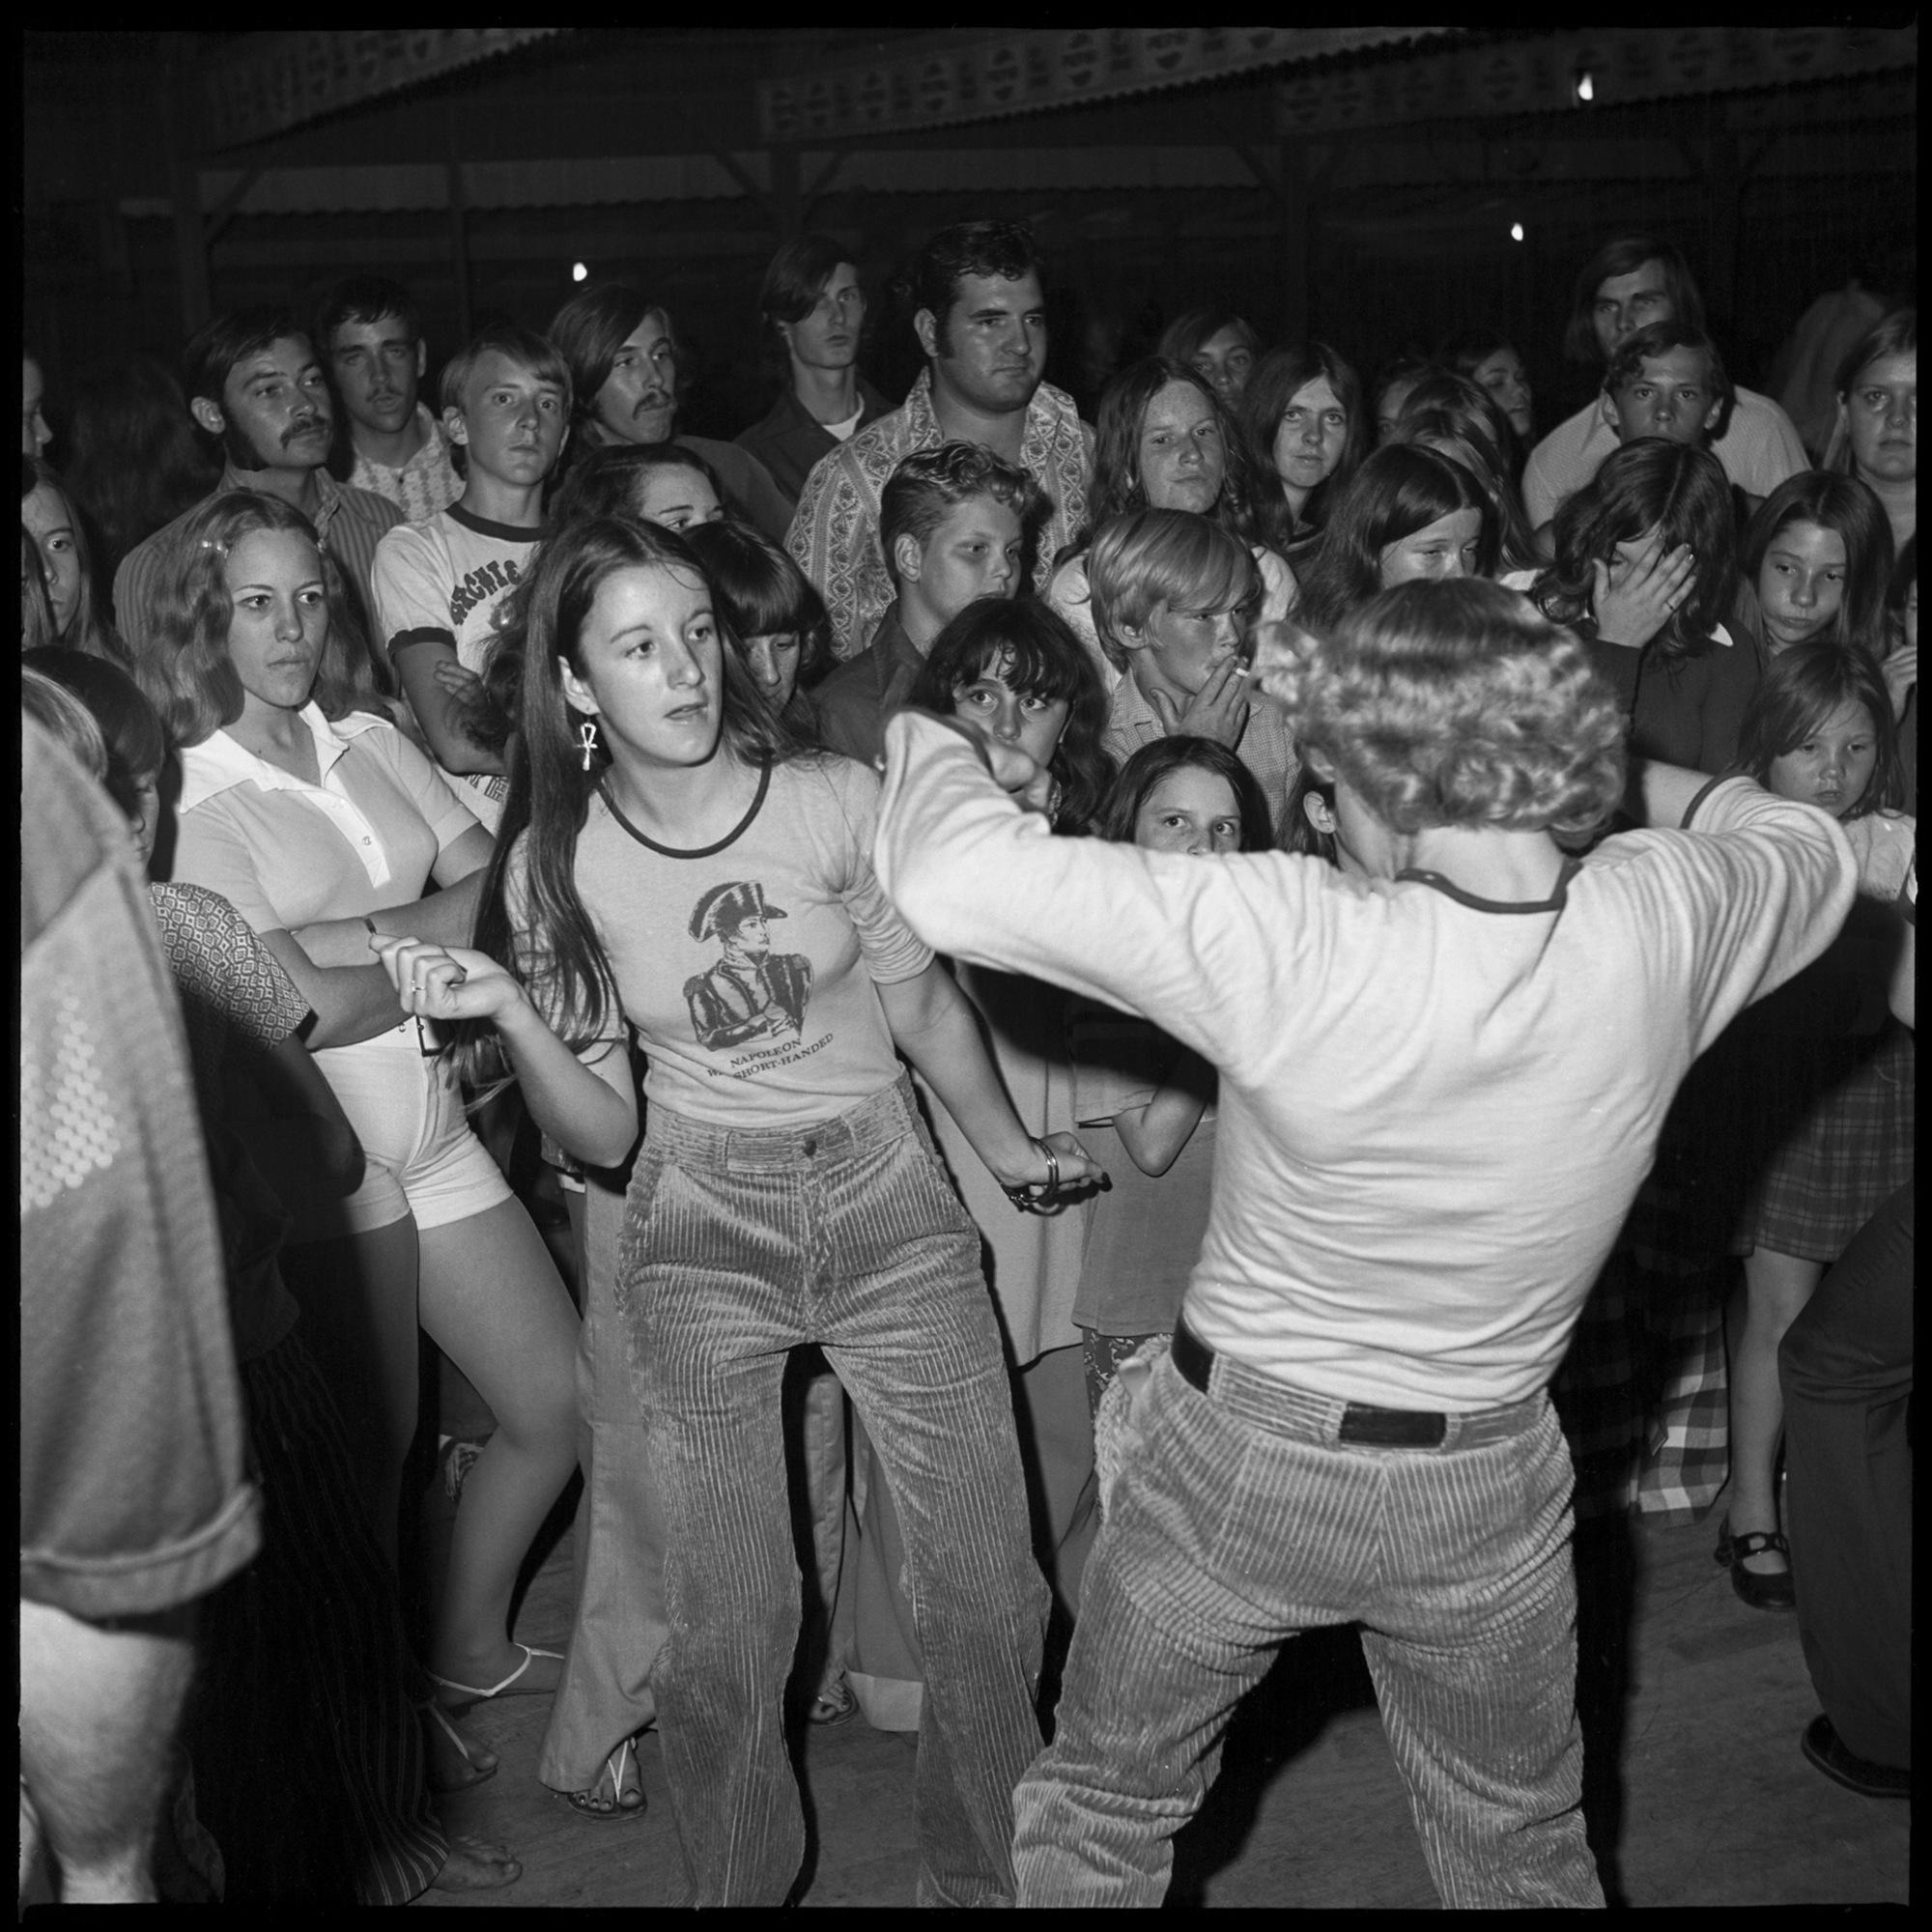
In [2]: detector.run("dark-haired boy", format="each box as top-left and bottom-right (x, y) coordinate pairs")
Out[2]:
(787, 219), (1093, 660)
(372, 328), (571, 831)
(316, 275), (463, 522)
(736, 237), (893, 508)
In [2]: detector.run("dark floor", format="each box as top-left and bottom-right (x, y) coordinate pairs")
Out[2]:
(415, 1502), (1909, 1908)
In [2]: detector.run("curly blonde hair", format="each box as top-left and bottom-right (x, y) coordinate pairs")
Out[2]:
(1270, 579), (1626, 838)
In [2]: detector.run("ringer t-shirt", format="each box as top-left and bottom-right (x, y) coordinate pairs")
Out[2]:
(372, 503), (543, 831)
(564, 753), (932, 1128)
(875, 714), (1857, 1410)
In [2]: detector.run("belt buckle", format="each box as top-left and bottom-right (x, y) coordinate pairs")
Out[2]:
(1338, 1404), (1446, 1448)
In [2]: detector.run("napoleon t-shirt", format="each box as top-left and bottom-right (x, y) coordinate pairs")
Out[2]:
(568, 753), (932, 1128)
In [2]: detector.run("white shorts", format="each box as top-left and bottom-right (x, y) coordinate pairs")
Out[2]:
(297, 1020), (514, 1239)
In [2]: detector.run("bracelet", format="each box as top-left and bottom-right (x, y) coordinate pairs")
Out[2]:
(1001, 1137), (1064, 1216)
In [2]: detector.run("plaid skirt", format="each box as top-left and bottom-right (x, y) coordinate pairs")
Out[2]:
(1735, 1021), (1915, 1264)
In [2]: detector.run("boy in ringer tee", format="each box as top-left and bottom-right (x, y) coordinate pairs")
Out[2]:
(374, 325), (573, 832)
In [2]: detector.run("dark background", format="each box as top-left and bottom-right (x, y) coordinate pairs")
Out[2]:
(22, 29), (1918, 447)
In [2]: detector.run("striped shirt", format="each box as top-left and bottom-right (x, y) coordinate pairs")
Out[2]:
(114, 463), (406, 660)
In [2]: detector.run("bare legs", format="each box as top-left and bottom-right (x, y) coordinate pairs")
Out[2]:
(280, 1198), (580, 1690)
(418, 1197), (581, 1688)
(1726, 1246), (1825, 1574)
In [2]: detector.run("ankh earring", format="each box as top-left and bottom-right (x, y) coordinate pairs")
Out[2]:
(578, 720), (600, 772)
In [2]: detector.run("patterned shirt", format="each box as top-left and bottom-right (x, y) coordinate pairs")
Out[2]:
(786, 367), (1094, 661)
(348, 403), (466, 524)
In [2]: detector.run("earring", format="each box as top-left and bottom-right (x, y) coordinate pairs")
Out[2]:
(578, 720), (600, 771)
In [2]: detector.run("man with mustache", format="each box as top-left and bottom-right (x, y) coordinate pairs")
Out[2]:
(113, 307), (405, 684)
(788, 220), (1094, 662)
(317, 275), (463, 524)
(546, 286), (795, 547)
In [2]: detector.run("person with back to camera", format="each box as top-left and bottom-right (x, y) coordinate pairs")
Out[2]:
(1523, 234), (1806, 526)
(788, 218), (1094, 660)
(737, 234), (894, 509)
(869, 574), (1856, 1907)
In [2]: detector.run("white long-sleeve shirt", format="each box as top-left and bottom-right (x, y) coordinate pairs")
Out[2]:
(875, 714), (1855, 1408)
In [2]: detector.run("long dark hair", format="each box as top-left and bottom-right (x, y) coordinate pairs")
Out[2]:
(1390, 371), (1538, 573)
(906, 598), (1114, 832)
(1085, 356), (1258, 546)
(1533, 440), (1737, 660)
(1294, 445), (1496, 636)
(1738, 470), (1895, 656)
(1096, 735), (1274, 853)
(1238, 342), (1370, 549)
(1733, 636), (1903, 820)
(683, 517), (835, 701)
(458, 517), (808, 1075)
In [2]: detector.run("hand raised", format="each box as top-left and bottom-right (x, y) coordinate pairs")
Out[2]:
(1151, 654), (1250, 749)
(1591, 526), (1697, 649)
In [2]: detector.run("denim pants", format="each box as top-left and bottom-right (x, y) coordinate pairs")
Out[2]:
(617, 1076), (1049, 1907)
(1012, 1344), (1604, 1909)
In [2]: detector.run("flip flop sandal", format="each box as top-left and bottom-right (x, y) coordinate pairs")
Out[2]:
(427, 1640), (565, 1707)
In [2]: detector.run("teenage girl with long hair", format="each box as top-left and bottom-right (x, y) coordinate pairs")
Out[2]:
(373, 514), (1100, 1906)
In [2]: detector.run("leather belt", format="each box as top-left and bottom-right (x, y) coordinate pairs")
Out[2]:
(1171, 1319), (1450, 1448)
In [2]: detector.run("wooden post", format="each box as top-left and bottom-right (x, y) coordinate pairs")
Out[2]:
(770, 145), (801, 242)
(163, 64), (211, 338)
(1279, 136), (1311, 344)
(446, 100), (473, 339)
(1702, 132), (1742, 343)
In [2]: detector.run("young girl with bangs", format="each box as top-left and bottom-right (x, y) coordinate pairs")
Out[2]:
(1071, 738), (1274, 1413)
(371, 513), (1100, 1906)
(1294, 443), (1500, 640)
(1740, 469), (1895, 666)
(1708, 639), (1914, 1608)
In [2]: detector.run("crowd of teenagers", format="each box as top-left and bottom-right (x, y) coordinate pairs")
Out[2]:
(19, 216), (1915, 1907)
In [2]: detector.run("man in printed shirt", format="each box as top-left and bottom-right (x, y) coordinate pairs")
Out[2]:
(114, 307), (404, 680)
(788, 220), (1094, 661)
(317, 276), (464, 523)
(872, 580), (1856, 1908)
